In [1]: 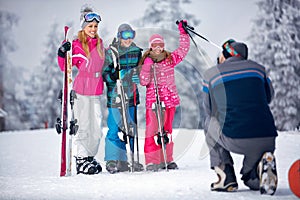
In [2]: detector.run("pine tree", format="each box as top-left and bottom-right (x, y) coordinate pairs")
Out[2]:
(135, 0), (200, 30)
(249, 0), (300, 131)
(27, 22), (65, 128)
(0, 10), (23, 131)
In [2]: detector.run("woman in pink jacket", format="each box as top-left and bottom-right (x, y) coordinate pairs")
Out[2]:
(139, 21), (190, 171)
(57, 7), (104, 175)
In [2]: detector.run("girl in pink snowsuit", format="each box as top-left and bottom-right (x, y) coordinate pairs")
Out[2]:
(139, 21), (190, 171)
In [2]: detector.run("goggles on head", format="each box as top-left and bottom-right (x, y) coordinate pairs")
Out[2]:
(222, 39), (240, 57)
(222, 39), (235, 48)
(83, 12), (101, 23)
(151, 43), (164, 49)
(119, 30), (135, 40)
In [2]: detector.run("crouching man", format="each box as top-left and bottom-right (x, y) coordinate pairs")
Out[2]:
(202, 39), (278, 195)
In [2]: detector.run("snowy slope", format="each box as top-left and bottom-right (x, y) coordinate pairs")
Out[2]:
(0, 128), (299, 200)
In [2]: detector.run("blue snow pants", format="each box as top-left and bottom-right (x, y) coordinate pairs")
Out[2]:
(104, 106), (136, 161)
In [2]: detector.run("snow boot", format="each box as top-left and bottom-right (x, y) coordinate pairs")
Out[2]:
(146, 163), (160, 172)
(75, 157), (97, 175)
(242, 170), (260, 191)
(242, 162), (263, 191)
(211, 164), (238, 192)
(106, 160), (119, 174)
(168, 162), (179, 170)
(117, 161), (130, 172)
(160, 162), (179, 170)
(258, 152), (277, 195)
(89, 156), (102, 174)
(133, 161), (144, 172)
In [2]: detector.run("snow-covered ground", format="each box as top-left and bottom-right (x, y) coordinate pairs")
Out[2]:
(0, 128), (299, 200)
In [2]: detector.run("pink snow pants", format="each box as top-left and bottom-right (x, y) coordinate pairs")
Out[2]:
(144, 107), (176, 165)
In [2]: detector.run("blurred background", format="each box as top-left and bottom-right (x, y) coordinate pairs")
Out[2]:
(0, 0), (299, 132)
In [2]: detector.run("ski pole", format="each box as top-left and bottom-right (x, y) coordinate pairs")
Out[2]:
(134, 91), (140, 166)
(152, 63), (168, 171)
(133, 69), (141, 170)
(176, 20), (221, 50)
(176, 20), (213, 67)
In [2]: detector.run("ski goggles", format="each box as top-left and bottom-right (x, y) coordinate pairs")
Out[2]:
(222, 39), (240, 57)
(151, 43), (164, 49)
(83, 12), (101, 23)
(119, 30), (135, 40)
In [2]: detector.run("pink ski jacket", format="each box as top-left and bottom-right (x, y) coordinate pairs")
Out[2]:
(139, 32), (190, 109)
(57, 37), (105, 96)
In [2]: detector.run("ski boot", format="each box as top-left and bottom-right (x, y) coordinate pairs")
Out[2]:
(117, 160), (130, 172)
(133, 161), (144, 172)
(258, 152), (277, 195)
(162, 162), (178, 170)
(146, 163), (160, 172)
(89, 157), (102, 174)
(75, 157), (98, 175)
(211, 164), (238, 192)
(106, 160), (119, 174)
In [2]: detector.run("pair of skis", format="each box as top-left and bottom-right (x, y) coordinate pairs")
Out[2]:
(56, 26), (78, 177)
(151, 64), (169, 171)
(110, 43), (141, 172)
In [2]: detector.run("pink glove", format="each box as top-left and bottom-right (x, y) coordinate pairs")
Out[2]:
(178, 20), (188, 34)
(142, 57), (154, 72)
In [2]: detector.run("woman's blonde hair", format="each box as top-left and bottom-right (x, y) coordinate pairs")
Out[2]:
(77, 30), (104, 59)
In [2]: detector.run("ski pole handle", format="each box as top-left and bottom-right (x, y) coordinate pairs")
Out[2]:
(176, 20), (194, 30)
(176, 20), (221, 50)
(176, 20), (209, 42)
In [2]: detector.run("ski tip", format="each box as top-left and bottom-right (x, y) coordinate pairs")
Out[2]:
(64, 26), (70, 37)
(65, 27), (74, 41)
(64, 26), (69, 32)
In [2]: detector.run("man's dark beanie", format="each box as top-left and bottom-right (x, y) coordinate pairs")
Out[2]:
(222, 39), (248, 59)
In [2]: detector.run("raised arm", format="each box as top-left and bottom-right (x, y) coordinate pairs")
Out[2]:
(171, 20), (190, 66)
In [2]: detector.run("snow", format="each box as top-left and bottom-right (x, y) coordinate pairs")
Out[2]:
(0, 128), (299, 200)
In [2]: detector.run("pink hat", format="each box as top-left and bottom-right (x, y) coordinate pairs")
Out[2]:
(149, 34), (164, 48)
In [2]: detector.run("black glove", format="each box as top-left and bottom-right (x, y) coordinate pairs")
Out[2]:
(110, 71), (119, 81)
(109, 67), (120, 81)
(178, 20), (188, 34)
(110, 67), (127, 81)
(58, 41), (71, 58)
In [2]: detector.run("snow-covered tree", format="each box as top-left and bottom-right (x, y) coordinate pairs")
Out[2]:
(249, 0), (300, 131)
(132, 0), (207, 129)
(26, 22), (65, 129)
(135, 0), (200, 30)
(0, 10), (23, 131)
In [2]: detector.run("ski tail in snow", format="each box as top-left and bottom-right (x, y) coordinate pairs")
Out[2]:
(55, 26), (78, 177)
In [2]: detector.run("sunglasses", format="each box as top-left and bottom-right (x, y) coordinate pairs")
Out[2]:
(151, 43), (164, 49)
(84, 12), (101, 23)
(120, 30), (135, 40)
